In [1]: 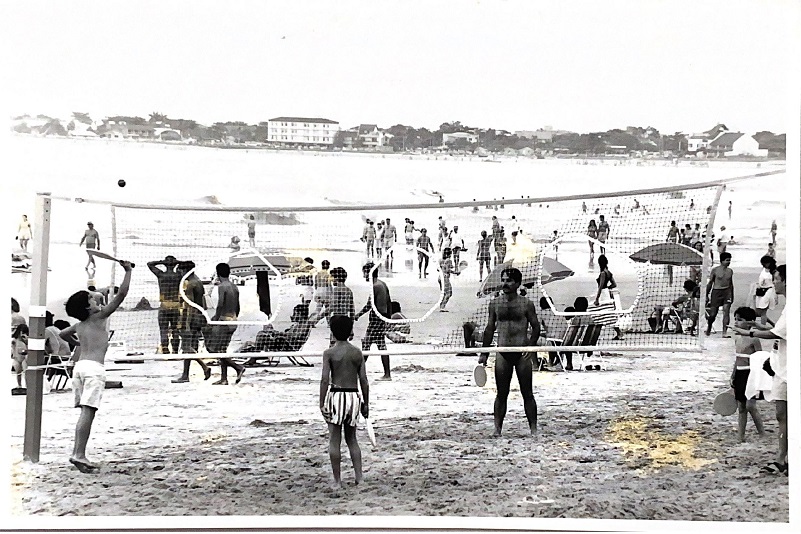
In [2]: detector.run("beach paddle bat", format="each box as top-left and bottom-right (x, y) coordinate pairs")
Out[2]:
(713, 391), (737, 416)
(86, 249), (135, 268)
(365, 417), (377, 446)
(473, 364), (487, 387)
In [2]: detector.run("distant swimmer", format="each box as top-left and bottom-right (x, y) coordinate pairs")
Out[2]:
(404, 218), (415, 245)
(362, 220), (376, 258)
(79, 222), (100, 271)
(16, 215), (32, 252)
(728, 201), (732, 219)
(770, 220), (777, 245)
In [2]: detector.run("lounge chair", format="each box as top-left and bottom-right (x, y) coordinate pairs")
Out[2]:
(236, 327), (314, 367)
(576, 324), (604, 371)
(44, 353), (73, 391)
(545, 324), (584, 372)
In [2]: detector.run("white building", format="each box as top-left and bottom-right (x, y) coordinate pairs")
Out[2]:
(727, 134), (768, 157)
(267, 117), (339, 146)
(442, 131), (478, 145)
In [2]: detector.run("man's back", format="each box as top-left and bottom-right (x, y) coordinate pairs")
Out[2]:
(372, 279), (391, 317)
(216, 280), (240, 319)
(185, 276), (205, 308)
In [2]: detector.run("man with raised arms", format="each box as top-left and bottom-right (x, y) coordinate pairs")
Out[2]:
(478, 267), (540, 437)
(706, 251), (734, 338)
(60, 260), (133, 472)
(147, 255), (183, 354)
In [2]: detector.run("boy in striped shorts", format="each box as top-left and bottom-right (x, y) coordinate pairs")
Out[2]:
(320, 315), (370, 488)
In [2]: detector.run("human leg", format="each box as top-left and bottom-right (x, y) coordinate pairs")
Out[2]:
(721, 302), (732, 335)
(343, 424), (363, 484)
(776, 400), (788, 465)
(328, 423), (343, 486)
(737, 400), (748, 442)
(706, 305), (719, 335)
(157, 308), (171, 353)
(514, 355), (538, 435)
(492, 354), (514, 436)
(746, 398), (764, 435)
(463, 322), (477, 348)
(71, 406), (98, 467)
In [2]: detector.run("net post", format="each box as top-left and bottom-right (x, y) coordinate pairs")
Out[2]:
(23, 193), (52, 463)
(110, 204), (117, 288)
(698, 184), (726, 349)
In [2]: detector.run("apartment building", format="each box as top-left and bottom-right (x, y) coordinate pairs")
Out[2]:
(267, 117), (339, 146)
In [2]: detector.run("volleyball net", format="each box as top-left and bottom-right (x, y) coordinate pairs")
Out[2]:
(36, 178), (735, 361)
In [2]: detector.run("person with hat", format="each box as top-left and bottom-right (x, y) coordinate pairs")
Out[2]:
(79, 222), (101, 271)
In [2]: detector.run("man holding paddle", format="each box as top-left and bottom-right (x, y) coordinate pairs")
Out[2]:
(478, 267), (540, 437)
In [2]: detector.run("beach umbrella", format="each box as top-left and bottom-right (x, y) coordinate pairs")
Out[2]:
(628, 243), (703, 266)
(478, 257), (573, 295)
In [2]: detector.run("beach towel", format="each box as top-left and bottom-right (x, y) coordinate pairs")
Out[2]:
(744, 352), (773, 401)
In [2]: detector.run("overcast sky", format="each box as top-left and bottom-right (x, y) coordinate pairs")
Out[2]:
(4, 0), (800, 134)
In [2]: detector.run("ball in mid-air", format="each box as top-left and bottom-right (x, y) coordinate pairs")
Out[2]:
(118, 179), (126, 188)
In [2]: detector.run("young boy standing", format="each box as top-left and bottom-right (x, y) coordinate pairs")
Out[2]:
(319, 315), (369, 488)
(60, 260), (133, 472)
(729, 307), (765, 442)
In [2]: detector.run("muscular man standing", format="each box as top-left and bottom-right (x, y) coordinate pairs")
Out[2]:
(478, 268), (540, 437)
(706, 252), (734, 338)
(147, 255), (183, 354)
(355, 263), (393, 380)
(79, 222), (101, 271)
(208, 262), (245, 385)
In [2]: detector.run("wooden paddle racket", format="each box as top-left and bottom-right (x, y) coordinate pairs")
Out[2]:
(474, 364), (488, 387)
(364, 417), (377, 446)
(86, 249), (135, 268)
(713, 391), (737, 416)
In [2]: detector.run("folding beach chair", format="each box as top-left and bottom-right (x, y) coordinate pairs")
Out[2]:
(44, 352), (73, 391)
(545, 324), (584, 372)
(576, 324), (604, 371)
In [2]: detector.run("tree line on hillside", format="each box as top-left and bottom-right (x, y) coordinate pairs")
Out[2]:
(10, 113), (787, 156)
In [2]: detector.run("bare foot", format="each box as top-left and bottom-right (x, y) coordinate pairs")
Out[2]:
(69, 457), (99, 473)
(330, 480), (343, 490)
(171, 377), (189, 383)
(377, 375), (392, 381)
(212, 379), (228, 385)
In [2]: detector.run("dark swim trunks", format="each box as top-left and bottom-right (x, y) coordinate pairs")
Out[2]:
(499, 351), (527, 365)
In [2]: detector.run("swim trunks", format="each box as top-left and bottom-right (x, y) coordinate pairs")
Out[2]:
(733, 368), (752, 402)
(323, 387), (362, 426)
(73, 360), (106, 409)
(364, 313), (388, 347)
(709, 288), (732, 308)
(499, 351), (526, 365)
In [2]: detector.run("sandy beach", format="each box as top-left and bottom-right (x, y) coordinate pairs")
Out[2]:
(8, 332), (789, 523)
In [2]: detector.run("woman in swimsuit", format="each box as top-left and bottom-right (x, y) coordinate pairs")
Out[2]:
(594, 254), (623, 340)
(587, 219), (598, 255)
(17, 215), (32, 252)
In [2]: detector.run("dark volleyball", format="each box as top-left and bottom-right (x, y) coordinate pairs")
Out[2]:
(118, 179), (126, 187)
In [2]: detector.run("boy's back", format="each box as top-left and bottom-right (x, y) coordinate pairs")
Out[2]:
(324, 341), (364, 390)
(328, 284), (354, 317)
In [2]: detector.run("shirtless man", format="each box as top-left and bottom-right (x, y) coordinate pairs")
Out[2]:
(362, 220), (376, 259)
(79, 222), (101, 271)
(208, 262), (245, 385)
(322, 267), (355, 347)
(476, 230), (493, 281)
(437, 217), (448, 250)
(147, 255), (183, 354)
(404, 218), (415, 245)
(60, 260), (133, 472)
(173, 261), (211, 383)
(666, 221), (680, 243)
(478, 268), (540, 437)
(597, 215), (610, 255)
(355, 263), (392, 380)
(383, 218), (397, 269)
(415, 229), (434, 278)
(706, 252), (734, 338)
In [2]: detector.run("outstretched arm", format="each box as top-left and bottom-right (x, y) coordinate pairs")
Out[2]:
(96, 262), (133, 320)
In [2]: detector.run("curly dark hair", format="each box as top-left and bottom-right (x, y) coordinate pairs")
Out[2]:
(65, 290), (92, 321)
